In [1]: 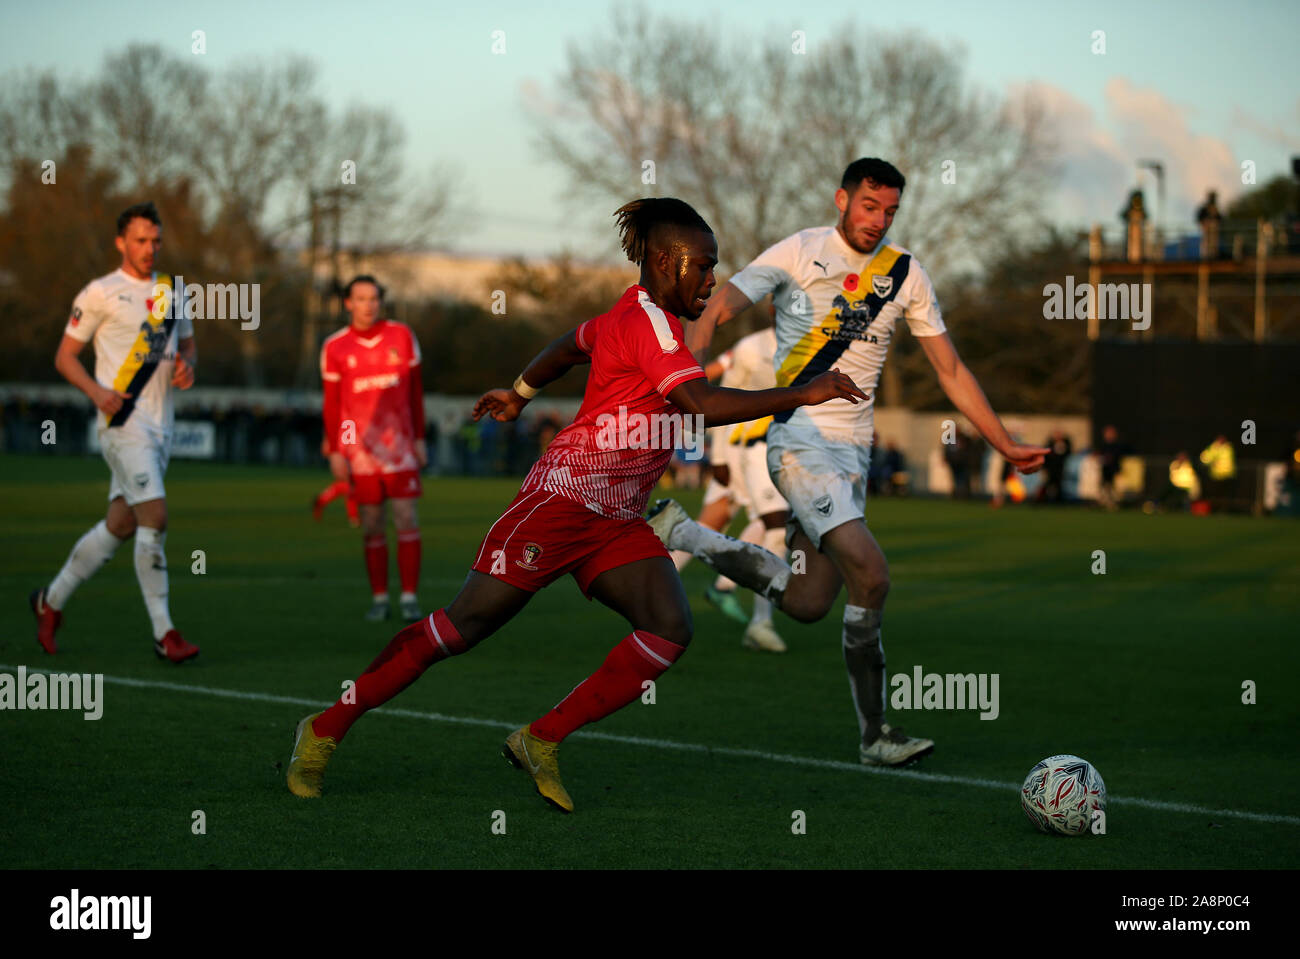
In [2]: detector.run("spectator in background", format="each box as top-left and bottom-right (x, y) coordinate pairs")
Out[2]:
(666, 447), (703, 490)
(456, 416), (481, 474)
(1199, 433), (1236, 511)
(990, 425), (1029, 508)
(1155, 451), (1201, 511)
(425, 419), (440, 475)
(533, 410), (563, 458)
(1037, 428), (1072, 503)
(965, 431), (985, 497)
(1285, 429), (1300, 515)
(1197, 191), (1222, 260)
(944, 428), (973, 499)
(878, 439), (907, 496)
(1121, 190), (1147, 263)
(1095, 424), (1129, 511)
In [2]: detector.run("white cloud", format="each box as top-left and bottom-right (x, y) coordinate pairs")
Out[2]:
(1230, 98), (1300, 153)
(1104, 77), (1239, 218)
(1014, 81), (1131, 227)
(1015, 78), (1243, 234)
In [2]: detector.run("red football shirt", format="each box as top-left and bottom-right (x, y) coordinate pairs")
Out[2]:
(320, 319), (425, 475)
(520, 285), (706, 520)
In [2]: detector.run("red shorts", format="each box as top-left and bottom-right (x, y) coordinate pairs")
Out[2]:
(350, 470), (422, 505)
(470, 489), (668, 598)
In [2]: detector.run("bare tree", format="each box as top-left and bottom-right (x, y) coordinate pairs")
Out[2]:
(533, 9), (1058, 405)
(93, 45), (210, 193)
(534, 9), (1057, 283)
(0, 44), (460, 387)
(0, 71), (95, 193)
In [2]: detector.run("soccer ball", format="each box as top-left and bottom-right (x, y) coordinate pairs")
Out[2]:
(1020, 754), (1106, 836)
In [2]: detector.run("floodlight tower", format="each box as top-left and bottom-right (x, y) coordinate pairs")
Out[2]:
(1138, 159), (1165, 254)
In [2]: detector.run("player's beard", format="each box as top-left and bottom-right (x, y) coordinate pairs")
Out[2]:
(838, 209), (876, 255)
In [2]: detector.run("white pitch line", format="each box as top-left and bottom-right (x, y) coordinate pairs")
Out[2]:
(4, 664), (1297, 827)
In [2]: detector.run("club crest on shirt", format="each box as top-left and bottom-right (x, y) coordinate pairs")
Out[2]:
(871, 274), (893, 297)
(516, 542), (543, 571)
(387, 348), (401, 365)
(813, 494), (834, 516)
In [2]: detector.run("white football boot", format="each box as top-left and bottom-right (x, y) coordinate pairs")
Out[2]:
(646, 499), (691, 550)
(860, 724), (935, 766)
(742, 619), (787, 653)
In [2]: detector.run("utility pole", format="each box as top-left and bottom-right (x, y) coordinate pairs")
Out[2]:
(1137, 159), (1165, 259)
(296, 186), (354, 388)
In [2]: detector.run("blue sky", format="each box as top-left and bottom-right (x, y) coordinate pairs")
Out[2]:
(2, 0), (1296, 258)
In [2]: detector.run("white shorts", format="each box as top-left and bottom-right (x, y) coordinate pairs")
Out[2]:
(702, 475), (734, 507)
(766, 423), (870, 549)
(100, 428), (170, 506)
(701, 431), (749, 511)
(733, 440), (787, 518)
(706, 425), (731, 467)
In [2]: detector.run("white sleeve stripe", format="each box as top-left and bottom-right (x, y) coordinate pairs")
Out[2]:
(321, 372), (341, 382)
(577, 321), (593, 352)
(657, 366), (703, 396)
(636, 292), (681, 353)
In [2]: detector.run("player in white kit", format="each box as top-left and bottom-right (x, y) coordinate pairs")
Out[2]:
(672, 325), (790, 651)
(650, 159), (1047, 765)
(30, 202), (200, 662)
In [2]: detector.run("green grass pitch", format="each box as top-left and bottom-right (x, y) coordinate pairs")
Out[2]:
(2, 452), (1297, 869)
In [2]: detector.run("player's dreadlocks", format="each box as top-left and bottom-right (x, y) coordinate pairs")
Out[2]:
(613, 197), (712, 266)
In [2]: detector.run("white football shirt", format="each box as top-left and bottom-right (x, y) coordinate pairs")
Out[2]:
(729, 226), (945, 438)
(64, 269), (194, 440)
(725, 327), (778, 391)
(720, 327), (778, 445)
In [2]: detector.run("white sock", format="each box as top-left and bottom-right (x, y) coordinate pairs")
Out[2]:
(841, 604), (886, 744)
(671, 549), (693, 572)
(762, 526), (788, 557)
(751, 526), (788, 623)
(670, 518), (790, 601)
(47, 520), (123, 609)
(134, 527), (174, 640)
(399, 591), (417, 603)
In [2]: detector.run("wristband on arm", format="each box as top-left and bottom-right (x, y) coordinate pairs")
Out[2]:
(512, 375), (540, 400)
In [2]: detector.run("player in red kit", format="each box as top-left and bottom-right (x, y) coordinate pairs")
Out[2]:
(320, 276), (427, 622)
(287, 199), (865, 812)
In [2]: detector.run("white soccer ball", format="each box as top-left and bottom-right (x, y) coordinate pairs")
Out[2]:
(1020, 754), (1106, 836)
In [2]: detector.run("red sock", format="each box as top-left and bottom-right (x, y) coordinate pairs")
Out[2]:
(313, 608), (467, 742)
(529, 631), (685, 743)
(397, 529), (421, 594)
(315, 480), (348, 508)
(364, 534), (388, 597)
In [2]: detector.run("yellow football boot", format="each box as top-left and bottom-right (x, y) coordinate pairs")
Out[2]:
(503, 726), (574, 813)
(287, 712), (338, 798)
